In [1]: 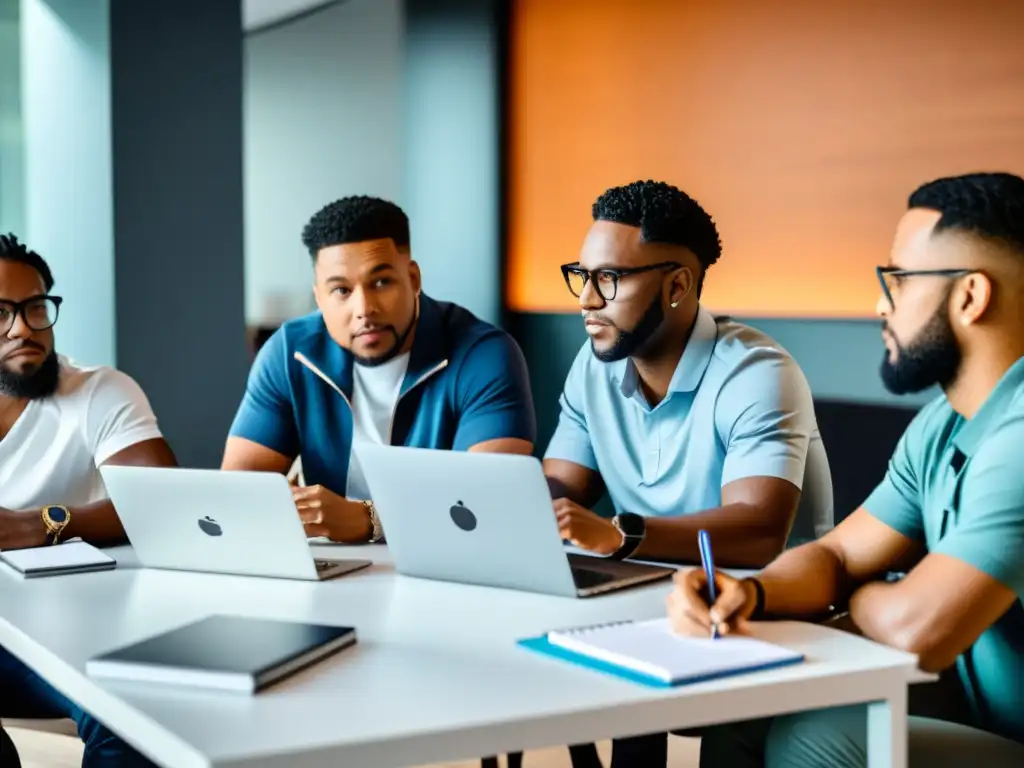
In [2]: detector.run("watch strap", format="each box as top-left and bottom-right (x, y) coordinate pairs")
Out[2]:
(41, 505), (71, 545)
(363, 500), (385, 544)
(745, 576), (766, 620)
(609, 514), (643, 561)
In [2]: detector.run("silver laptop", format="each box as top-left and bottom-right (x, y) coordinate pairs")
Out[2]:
(99, 466), (371, 581)
(355, 445), (675, 597)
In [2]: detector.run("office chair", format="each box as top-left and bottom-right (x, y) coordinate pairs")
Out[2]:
(1, 725), (22, 768)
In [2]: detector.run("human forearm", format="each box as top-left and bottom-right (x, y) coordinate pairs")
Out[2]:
(754, 541), (853, 619)
(12, 500), (128, 547)
(63, 500), (128, 545)
(636, 503), (788, 567)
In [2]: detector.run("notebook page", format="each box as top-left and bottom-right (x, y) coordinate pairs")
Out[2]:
(548, 618), (802, 684)
(1, 541), (115, 573)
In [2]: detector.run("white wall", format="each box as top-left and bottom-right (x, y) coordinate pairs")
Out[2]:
(21, 0), (115, 367)
(243, 0), (404, 324)
(0, 0), (23, 236)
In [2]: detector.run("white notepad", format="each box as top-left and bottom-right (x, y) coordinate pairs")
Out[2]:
(547, 618), (804, 685)
(0, 541), (117, 578)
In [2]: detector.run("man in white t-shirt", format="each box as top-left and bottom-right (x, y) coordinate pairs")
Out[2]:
(0, 233), (175, 767)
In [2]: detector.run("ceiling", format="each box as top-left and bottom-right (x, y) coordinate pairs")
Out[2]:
(242, 0), (340, 32)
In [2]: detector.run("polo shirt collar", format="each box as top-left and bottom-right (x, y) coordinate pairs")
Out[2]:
(953, 354), (1024, 457)
(618, 306), (718, 398)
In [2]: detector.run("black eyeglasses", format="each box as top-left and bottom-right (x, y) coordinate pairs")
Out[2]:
(875, 267), (974, 310)
(0, 295), (63, 335)
(560, 261), (683, 302)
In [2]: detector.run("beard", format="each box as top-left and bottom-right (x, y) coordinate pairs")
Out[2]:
(590, 292), (666, 363)
(0, 348), (61, 399)
(353, 306), (418, 368)
(880, 303), (961, 395)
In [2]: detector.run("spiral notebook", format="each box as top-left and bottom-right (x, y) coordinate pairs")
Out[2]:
(518, 618), (804, 687)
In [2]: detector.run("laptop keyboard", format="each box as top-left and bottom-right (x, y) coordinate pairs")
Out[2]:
(571, 566), (617, 590)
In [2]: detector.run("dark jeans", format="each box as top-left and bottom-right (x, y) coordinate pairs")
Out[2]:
(0, 645), (155, 767)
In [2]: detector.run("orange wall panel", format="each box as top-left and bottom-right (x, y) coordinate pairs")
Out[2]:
(507, 0), (1024, 316)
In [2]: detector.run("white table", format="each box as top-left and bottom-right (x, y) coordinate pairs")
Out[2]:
(0, 545), (924, 768)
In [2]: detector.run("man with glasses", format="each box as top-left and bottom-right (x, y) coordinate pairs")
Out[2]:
(672, 172), (1024, 766)
(0, 233), (176, 767)
(541, 181), (833, 767)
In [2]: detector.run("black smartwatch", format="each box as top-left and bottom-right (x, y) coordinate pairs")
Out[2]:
(609, 512), (646, 560)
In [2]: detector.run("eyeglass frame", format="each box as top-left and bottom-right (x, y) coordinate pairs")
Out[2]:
(560, 261), (684, 302)
(0, 294), (64, 335)
(875, 267), (975, 310)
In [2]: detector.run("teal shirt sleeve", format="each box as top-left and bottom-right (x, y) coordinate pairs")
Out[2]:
(862, 399), (945, 542)
(543, 346), (598, 471)
(227, 329), (300, 458)
(933, 416), (1024, 593)
(715, 348), (815, 489)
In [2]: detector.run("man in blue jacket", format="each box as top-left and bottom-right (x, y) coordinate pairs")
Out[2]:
(222, 196), (536, 542)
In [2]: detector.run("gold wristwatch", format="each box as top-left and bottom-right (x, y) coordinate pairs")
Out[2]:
(41, 505), (71, 545)
(362, 500), (385, 543)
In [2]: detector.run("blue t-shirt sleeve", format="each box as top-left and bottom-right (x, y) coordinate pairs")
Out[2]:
(452, 333), (537, 450)
(933, 417), (1024, 593)
(861, 400), (939, 542)
(227, 329), (300, 458)
(716, 349), (815, 489)
(543, 347), (598, 471)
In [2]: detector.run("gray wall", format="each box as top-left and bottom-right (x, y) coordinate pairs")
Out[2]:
(403, 0), (503, 324)
(243, 0), (405, 325)
(110, 0), (249, 468)
(243, 0), (505, 326)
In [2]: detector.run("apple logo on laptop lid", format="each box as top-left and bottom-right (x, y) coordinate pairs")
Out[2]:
(198, 516), (223, 537)
(449, 500), (477, 532)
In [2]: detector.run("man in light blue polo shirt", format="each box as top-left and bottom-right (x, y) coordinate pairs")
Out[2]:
(673, 172), (1024, 766)
(542, 180), (833, 768)
(545, 180), (833, 569)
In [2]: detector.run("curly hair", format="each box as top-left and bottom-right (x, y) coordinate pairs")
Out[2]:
(592, 180), (722, 270)
(0, 233), (55, 291)
(908, 172), (1024, 254)
(301, 196), (410, 258)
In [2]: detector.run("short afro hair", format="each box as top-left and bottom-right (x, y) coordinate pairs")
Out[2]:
(592, 180), (722, 271)
(908, 172), (1024, 255)
(0, 233), (55, 292)
(301, 195), (410, 258)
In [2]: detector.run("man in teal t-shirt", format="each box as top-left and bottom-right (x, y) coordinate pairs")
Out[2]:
(669, 172), (1024, 766)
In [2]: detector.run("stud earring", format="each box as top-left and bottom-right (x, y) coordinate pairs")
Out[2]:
(670, 301), (679, 308)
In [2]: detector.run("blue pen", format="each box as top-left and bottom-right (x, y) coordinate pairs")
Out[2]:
(698, 529), (719, 639)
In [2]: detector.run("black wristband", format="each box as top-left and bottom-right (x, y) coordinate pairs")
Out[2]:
(745, 577), (766, 620)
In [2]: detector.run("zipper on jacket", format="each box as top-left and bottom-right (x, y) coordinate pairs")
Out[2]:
(386, 360), (449, 444)
(295, 352), (449, 445)
(294, 351), (352, 409)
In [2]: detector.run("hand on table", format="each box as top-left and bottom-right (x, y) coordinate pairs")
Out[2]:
(554, 498), (622, 556)
(0, 507), (48, 550)
(291, 485), (372, 543)
(666, 567), (757, 637)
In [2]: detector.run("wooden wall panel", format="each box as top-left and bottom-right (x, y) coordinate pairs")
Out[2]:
(507, 0), (1024, 316)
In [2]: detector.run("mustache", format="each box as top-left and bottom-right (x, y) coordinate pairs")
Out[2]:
(581, 312), (613, 326)
(2, 340), (46, 357)
(353, 325), (396, 337)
